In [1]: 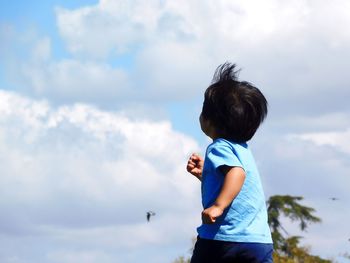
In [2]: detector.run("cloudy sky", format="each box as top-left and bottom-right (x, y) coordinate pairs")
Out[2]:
(1, 0), (350, 262)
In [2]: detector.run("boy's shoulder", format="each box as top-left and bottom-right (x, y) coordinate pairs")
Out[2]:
(206, 138), (253, 168)
(208, 138), (248, 151)
(206, 138), (250, 164)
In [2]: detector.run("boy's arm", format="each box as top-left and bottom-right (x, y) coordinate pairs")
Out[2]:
(202, 166), (245, 224)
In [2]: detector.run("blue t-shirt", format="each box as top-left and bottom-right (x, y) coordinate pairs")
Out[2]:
(197, 138), (272, 244)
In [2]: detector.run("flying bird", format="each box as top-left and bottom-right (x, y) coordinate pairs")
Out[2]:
(146, 211), (156, 222)
(329, 197), (339, 201)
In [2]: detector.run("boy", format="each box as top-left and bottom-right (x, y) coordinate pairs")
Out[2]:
(187, 63), (273, 262)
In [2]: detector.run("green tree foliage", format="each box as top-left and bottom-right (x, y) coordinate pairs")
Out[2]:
(273, 237), (332, 263)
(267, 195), (332, 262)
(267, 195), (320, 252)
(172, 256), (190, 263)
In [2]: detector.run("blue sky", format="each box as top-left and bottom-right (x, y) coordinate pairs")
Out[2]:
(1, 0), (350, 262)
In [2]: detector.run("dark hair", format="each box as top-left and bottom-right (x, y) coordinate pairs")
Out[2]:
(201, 62), (268, 142)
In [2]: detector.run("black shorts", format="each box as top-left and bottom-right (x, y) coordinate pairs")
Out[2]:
(190, 237), (273, 263)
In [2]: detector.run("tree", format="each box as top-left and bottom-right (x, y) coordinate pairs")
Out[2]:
(267, 195), (332, 262)
(172, 256), (190, 263)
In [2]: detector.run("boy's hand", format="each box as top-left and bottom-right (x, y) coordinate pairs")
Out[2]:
(186, 153), (204, 180)
(202, 205), (223, 224)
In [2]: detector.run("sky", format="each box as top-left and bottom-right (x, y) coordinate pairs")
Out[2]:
(1, 0), (350, 262)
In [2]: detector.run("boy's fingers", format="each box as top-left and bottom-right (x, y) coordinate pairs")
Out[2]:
(187, 160), (195, 166)
(193, 154), (201, 160)
(190, 153), (200, 159)
(202, 215), (215, 224)
(209, 216), (216, 223)
(188, 158), (199, 167)
(187, 164), (195, 170)
(190, 157), (199, 164)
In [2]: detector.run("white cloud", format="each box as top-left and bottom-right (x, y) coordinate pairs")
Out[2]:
(55, 0), (161, 58)
(55, 0), (350, 58)
(288, 128), (350, 154)
(43, 0), (350, 111)
(31, 37), (51, 62)
(55, 0), (309, 58)
(267, 112), (350, 134)
(134, 41), (214, 100)
(0, 90), (201, 262)
(2, 0), (350, 111)
(20, 57), (130, 104)
(1, 32), (131, 106)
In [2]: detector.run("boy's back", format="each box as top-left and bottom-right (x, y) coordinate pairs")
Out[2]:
(198, 138), (272, 243)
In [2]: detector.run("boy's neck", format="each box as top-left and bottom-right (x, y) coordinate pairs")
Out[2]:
(209, 131), (222, 141)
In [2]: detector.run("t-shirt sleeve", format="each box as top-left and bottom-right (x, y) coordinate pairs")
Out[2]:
(207, 143), (243, 172)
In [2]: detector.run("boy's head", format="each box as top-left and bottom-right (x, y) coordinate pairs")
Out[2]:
(201, 62), (268, 142)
